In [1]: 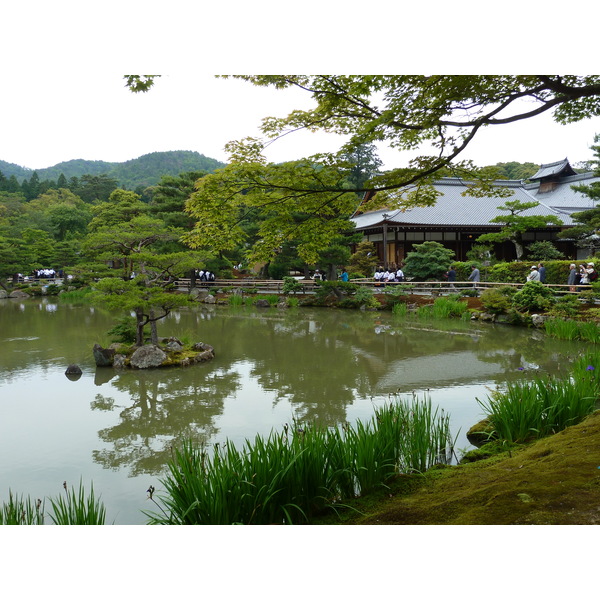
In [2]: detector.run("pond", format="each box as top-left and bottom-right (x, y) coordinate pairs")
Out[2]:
(0, 297), (588, 524)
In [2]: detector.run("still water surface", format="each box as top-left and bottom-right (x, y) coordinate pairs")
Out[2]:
(0, 297), (589, 524)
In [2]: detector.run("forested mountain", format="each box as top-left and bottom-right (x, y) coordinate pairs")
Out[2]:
(0, 151), (226, 189)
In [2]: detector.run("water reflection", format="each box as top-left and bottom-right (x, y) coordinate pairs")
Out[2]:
(91, 367), (241, 475)
(0, 298), (591, 523)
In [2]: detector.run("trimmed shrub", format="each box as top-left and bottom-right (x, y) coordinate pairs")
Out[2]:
(480, 288), (512, 314)
(511, 281), (556, 312)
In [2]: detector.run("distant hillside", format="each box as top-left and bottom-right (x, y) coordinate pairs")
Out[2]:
(0, 151), (226, 189)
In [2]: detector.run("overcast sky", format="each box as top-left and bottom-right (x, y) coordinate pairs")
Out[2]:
(3, 1), (599, 176)
(3, 73), (600, 173)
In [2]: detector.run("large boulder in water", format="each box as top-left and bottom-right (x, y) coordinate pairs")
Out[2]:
(93, 343), (115, 367)
(130, 344), (167, 369)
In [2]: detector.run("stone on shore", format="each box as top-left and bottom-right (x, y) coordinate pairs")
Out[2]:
(93, 343), (115, 367)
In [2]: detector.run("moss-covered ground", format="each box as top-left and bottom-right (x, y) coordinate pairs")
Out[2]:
(314, 410), (600, 525)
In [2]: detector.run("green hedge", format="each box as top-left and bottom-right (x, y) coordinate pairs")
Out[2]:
(451, 260), (583, 285)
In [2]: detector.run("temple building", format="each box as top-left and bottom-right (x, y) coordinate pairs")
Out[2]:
(350, 158), (599, 266)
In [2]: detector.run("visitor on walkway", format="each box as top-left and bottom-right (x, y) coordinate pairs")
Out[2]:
(374, 268), (383, 287)
(568, 263), (578, 292)
(340, 270), (349, 282)
(446, 266), (456, 290)
(538, 263), (546, 283)
(527, 266), (540, 282)
(467, 265), (480, 288)
(587, 262), (598, 283)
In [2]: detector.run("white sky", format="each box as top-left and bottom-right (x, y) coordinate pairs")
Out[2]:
(3, 73), (600, 172)
(3, 2), (600, 174)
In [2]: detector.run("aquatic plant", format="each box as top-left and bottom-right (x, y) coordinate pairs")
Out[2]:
(577, 321), (600, 343)
(0, 481), (106, 525)
(544, 318), (600, 343)
(48, 481), (107, 525)
(57, 287), (94, 302)
(254, 294), (280, 306)
(228, 293), (244, 306)
(544, 318), (581, 341)
(476, 376), (599, 443)
(145, 396), (455, 525)
(431, 295), (469, 319)
(392, 302), (408, 317)
(0, 492), (45, 525)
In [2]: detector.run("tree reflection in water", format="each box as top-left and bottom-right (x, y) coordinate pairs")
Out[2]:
(91, 367), (241, 476)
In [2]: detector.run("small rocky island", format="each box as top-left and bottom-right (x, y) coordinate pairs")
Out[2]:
(93, 338), (215, 369)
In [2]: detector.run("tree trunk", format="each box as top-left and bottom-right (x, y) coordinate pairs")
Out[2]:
(326, 265), (337, 281)
(135, 311), (145, 347)
(149, 309), (159, 345)
(514, 240), (524, 261)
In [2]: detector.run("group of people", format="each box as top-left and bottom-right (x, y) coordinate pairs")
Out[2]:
(526, 263), (547, 283)
(373, 266), (405, 285)
(568, 262), (598, 291)
(196, 269), (216, 282)
(35, 268), (58, 279)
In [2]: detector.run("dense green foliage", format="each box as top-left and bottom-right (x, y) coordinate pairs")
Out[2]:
(484, 161), (540, 180)
(0, 151), (224, 191)
(0, 481), (106, 525)
(224, 76), (600, 208)
(403, 241), (455, 281)
(476, 199), (563, 260)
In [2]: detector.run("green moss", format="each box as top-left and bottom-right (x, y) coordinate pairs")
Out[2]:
(318, 410), (600, 525)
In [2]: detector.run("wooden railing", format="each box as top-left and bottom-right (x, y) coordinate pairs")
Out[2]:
(173, 278), (586, 297)
(4, 276), (587, 297)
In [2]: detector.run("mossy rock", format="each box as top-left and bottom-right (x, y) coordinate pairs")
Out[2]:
(466, 417), (496, 447)
(460, 440), (516, 463)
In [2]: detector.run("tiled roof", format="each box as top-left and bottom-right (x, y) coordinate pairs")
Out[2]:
(524, 172), (599, 214)
(530, 158), (576, 180)
(352, 177), (577, 230)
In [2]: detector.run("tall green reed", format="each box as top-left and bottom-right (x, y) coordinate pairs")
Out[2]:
(145, 396), (455, 525)
(431, 296), (470, 319)
(477, 375), (599, 443)
(0, 492), (45, 525)
(48, 481), (107, 525)
(544, 319), (581, 341)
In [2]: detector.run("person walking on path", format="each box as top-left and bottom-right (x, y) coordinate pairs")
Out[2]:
(587, 262), (598, 283)
(446, 266), (456, 290)
(568, 263), (578, 292)
(538, 262), (546, 283)
(527, 265), (540, 282)
(467, 265), (480, 288)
